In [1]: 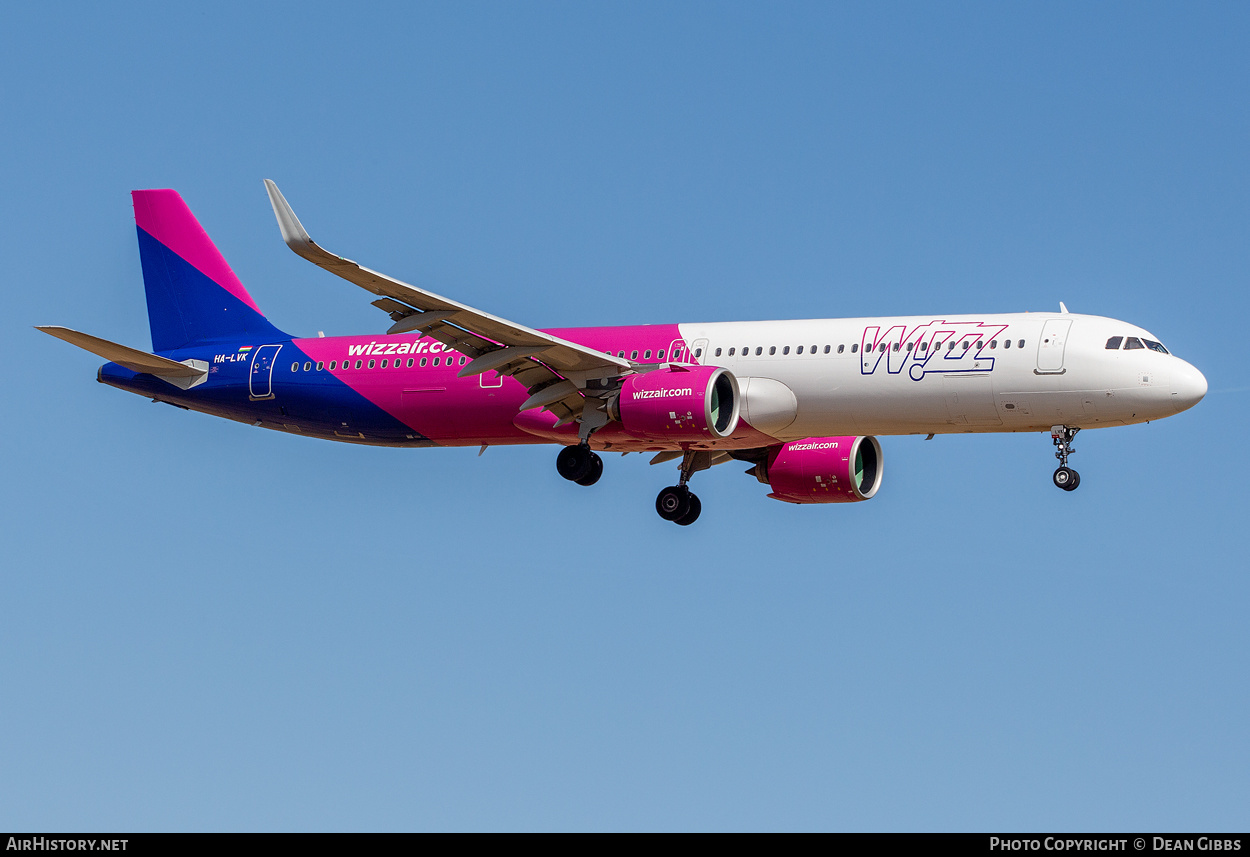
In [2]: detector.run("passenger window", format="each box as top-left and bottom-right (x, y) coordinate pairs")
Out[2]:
(920, 342), (928, 351)
(1125, 337), (1144, 350)
(989, 340), (996, 350)
(1004, 340), (1011, 349)
(420, 357), (427, 367)
(618, 351), (625, 358)
(975, 341), (983, 349)
(381, 359), (388, 368)
(407, 358), (414, 367)
(796, 346), (803, 354)
(330, 361), (337, 370)
(768, 346), (776, 355)
(303, 362), (312, 371)
(810, 344), (817, 353)
(631, 350), (639, 360)
(962, 341), (970, 350)
(1017, 340), (1024, 348)
(658, 350), (665, 360)
(695, 348), (703, 358)
(1144, 339), (1168, 354)
(714, 348), (722, 357)
(316, 361), (324, 371)
(460, 356), (466, 365)
(728, 347), (736, 356)
(291, 362), (298, 372)
(851, 344), (858, 354)
(783, 346), (790, 355)
(368, 359), (375, 369)
(355, 360), (363, 369)
(834, 345), (841, 354)
(948, 342), (956, 350)
(891, 343), (899, 352)
(644, 350), (652, 359)
(755, 347), (762, 356)
(879, 343), (887, 352)
(433, 358), (440, 366)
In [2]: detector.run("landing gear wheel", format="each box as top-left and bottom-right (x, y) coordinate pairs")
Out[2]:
(1049, 425), (1082, 491)
(575, 452), (603, 486)
(1053, 466), (1080, 491)
(656, 485), (692, 521)
(557, 445), (594, 482)
(674, 493), (702, 526)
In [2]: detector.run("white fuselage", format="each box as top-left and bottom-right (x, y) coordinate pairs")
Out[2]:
(677, 312), (1206, 439)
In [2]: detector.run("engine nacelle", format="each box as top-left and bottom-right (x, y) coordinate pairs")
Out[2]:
(614, 366), (740, 442)
(758, 436), (884, 504)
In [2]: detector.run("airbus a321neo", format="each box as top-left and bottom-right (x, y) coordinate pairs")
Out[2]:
(39, 183), (1207, 525)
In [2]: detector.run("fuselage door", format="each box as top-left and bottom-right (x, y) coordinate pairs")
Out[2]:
(667, 338), (689, 364)
(249, 343), (282, 400)
(1036, 319), (1072, 374)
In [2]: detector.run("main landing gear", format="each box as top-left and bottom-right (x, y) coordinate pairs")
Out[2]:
(1051, 425), (1081, 492)
(556, 443), (603, 486)
(555, 443), (710, 525)
(656, 450), (713, 526)
(656, 485), (701, 526)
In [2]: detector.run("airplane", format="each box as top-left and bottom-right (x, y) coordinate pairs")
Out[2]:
(39, 182), (1207, 525)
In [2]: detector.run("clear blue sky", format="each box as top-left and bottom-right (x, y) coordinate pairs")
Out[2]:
(2, 2), (1247, 831)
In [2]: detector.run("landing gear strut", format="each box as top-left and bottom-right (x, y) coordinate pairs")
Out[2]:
(557, 443), (603, 486)
(656, 450), (710, 525)
(1050, 425), (1080, 492)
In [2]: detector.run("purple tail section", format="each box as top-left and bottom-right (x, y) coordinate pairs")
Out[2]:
(132, 190), (286, 352)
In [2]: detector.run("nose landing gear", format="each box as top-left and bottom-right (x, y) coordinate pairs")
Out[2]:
(557, 443), (603, 486)
(1051, 425), (1080, 491)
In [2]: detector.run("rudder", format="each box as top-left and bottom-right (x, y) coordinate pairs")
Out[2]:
(133, 189), (287, 352)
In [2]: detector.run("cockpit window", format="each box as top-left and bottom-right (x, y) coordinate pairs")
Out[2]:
(1144, 339), (1169, 354)
(1124, 337), (1145, 350)
(1105, 336), (1123, 350)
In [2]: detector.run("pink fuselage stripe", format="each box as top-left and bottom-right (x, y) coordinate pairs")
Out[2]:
(132, 189), (263, 314)
(284, 323), (786, 448)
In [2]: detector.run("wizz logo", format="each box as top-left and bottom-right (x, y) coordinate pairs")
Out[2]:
(861, 320), (1009, 380)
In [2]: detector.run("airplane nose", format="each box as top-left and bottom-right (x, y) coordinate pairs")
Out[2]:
(1171, 360), (1207, 414)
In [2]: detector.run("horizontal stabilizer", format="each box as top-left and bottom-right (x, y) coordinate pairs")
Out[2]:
(36, 326), (206, 378)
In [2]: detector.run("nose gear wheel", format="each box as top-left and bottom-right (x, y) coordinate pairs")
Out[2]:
(1050, 426), (1081, 491)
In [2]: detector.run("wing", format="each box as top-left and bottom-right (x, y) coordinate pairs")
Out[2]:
(264, 180), (632, 424)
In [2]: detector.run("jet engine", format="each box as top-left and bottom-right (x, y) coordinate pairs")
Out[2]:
(750, 436), (884, 503)
(611, 365), (740, 442)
